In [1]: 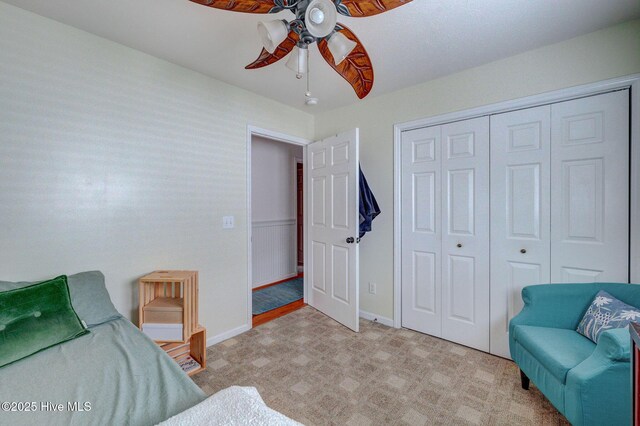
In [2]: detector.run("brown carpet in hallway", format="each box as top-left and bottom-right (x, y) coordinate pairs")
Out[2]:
(193, 306), (569, 425)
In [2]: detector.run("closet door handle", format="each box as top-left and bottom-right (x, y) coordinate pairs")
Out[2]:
(346, 237), (355, 244)
(456, 243), (462, 248)
(520, 248), (527, 254)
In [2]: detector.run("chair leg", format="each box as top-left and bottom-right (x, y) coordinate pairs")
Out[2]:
(520, 369), (530, 390)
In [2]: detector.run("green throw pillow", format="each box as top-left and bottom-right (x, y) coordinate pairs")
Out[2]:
(0, 270), (121, 328)
(0, 275), (89, 368)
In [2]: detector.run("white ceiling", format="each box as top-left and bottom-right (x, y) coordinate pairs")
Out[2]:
(4, 0), (640, 112)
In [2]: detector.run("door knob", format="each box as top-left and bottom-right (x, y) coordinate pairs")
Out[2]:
(520, 248), (527, 254)
(456, 243), (462, 248)
(346, 237), (355, 244)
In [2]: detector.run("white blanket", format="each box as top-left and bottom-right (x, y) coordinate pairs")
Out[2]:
(158, 386), (303, 426)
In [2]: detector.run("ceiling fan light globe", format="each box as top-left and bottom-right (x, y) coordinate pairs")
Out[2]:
(285, 47), (308, 75)
(257, 20), (288, 54)
(305, 0), (337, 38)
(309, 8), (324, 24)
(327, 31), (357, 65)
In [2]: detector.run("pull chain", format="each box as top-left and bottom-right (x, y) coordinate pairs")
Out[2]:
(305, 48), (311, 97)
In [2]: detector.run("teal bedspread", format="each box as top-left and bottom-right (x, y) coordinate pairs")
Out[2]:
(0, 317), (206, 425)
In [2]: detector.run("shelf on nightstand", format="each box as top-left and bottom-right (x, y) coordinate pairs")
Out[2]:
(158, 326), (207, 376)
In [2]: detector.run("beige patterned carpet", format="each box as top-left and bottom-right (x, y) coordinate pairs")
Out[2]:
(193, 307), (569, 425)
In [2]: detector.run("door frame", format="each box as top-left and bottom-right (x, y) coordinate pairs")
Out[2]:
(294, 158), (304, 272)
(246, 125), (311, 329)
(393, 73), (640, 329)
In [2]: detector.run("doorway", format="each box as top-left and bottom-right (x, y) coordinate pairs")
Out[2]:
(248, 129), (308, 327)
(247, 126), (362, 332)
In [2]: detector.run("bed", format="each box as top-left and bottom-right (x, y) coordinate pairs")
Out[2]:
(0, 316), (205, 425)
(0, 271), (300, 425)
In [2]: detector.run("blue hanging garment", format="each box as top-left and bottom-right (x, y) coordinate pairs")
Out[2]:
(359, 165), (380, 238)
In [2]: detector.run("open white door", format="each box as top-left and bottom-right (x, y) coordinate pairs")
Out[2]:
(307, 129), (360, 331)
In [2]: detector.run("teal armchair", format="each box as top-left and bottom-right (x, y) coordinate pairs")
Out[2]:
(509, 283), (640, 426)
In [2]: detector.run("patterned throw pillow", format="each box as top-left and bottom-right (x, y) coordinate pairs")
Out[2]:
(577, 290), (640, 343)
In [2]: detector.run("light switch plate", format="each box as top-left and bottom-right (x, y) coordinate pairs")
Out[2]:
(222, 216), (234, 229)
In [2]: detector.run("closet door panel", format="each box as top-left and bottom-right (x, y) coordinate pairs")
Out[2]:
(401, 126), (442, 336)
(441, 117), (490, 351)
(551, 90), (629, 283)
(490, 105), (551, 358)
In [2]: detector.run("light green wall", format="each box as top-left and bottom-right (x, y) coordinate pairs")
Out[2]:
(314, 19), (640, 320)
(0, 1), (313, 339)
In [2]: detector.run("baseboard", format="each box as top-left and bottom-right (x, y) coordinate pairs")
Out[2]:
(207, 312), (391, 347)
(206, 323), (251, 347)
(359, 310), (394, 327)
(253, 272), (298, 289)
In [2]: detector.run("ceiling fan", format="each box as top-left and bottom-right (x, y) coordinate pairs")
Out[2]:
(189, 0), (412, 103)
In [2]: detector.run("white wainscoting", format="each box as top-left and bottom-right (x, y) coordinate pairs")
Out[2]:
(252, 219), (297, 288)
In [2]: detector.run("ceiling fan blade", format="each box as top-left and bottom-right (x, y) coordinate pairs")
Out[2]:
(189, 0), (283, 14)
(245, 31), (299, 69)
(318, 24), (373, 99)
(334, 0), (412, 17)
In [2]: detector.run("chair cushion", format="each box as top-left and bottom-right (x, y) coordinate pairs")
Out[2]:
(513, 325), (595, 383)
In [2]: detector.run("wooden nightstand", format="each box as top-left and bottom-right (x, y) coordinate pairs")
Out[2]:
(138, 270), (206, 376)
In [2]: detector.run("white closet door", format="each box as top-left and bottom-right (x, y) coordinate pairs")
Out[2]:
(441, 117), (490, 351)
(489, 105), (551, 358)
(551, 90), (629, 283)
(401, 126), (442, 336)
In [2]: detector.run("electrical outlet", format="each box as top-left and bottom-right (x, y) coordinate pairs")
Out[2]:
(222, 216), (234, 229)
(368, 282), (377, 295)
